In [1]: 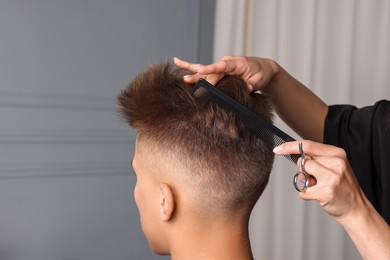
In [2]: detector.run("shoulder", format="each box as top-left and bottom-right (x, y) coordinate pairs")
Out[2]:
(373, 100), (390, 120)
(370, 100), (390, 136)
(326, 99), (389, 126)
(324, 100), (389, 148)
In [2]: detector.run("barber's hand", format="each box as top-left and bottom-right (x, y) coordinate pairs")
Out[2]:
(273, 140), (367, 220)
(173, 56), (279, 92)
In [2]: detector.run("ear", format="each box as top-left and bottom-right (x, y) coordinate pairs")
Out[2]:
(159, 183), (175, 222)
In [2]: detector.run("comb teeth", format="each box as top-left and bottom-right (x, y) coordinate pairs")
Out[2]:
(192, 79), (300, 164)
(192, 85), (208, 98)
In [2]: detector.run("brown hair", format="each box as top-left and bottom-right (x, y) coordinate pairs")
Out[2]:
(118, 62), (274, 213)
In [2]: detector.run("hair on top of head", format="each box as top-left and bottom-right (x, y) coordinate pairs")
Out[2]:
(118, 61), (274, 211)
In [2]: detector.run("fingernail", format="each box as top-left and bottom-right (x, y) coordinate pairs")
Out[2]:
(273, 146), (282, 153)
(183, 75), (192, 81)
(195, 66), (203, 71)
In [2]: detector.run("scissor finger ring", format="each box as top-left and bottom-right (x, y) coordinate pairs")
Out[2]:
(293, 143), (309, 192)
(294, 171), (309, 192)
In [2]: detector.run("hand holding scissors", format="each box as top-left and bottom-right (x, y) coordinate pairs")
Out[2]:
(274, 140), (390, 259)
(273, 140), (364, 218)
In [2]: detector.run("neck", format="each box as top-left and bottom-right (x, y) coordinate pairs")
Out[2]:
(169, 218), (253, 260)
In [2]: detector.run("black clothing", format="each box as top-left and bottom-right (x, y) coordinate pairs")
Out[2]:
(324, 100), (390, 225)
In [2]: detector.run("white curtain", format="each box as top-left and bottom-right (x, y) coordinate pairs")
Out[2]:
(213, 1), (390, 259)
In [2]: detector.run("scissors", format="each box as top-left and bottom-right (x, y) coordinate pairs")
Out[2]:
(293, 143), (309, 192)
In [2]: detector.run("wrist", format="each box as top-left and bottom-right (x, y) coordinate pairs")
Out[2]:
(336, 190), (372, 227)
(268, 59), (280, 75)
(261, 60), (283, 93)
(337, 195), (390, 259)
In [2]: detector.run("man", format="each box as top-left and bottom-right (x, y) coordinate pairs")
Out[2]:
(117, 62), (274, 259)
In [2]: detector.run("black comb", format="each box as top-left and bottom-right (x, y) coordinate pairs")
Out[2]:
(192, 78), (300, 164)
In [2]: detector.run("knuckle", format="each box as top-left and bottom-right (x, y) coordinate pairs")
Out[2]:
(332, 146), (347, 158)
(222, 54), (233, 60)
(338, 148), (347, 158)
(333, 158), (348, 174)
(302, 140), (314, 152)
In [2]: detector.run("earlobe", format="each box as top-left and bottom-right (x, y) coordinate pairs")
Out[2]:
(159, 183), (175, 222)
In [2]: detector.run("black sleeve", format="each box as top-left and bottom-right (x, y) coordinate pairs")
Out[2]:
(324, 100), (390, 225)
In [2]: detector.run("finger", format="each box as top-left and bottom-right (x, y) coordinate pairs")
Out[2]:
(203, 74), (224, 85)
(273, 140), (347, 159)
(307, 156), (348, 173)
(174, 57), (226, 85)
(197, 56), (245, 75)
(298, 188), (321, 201)
(295, 171), (317, 188)
(297, 167), (330, 201)
(295, 157), (318, 187)
(196, 60), (230, 75)
(298, 176), (333, 204)
(198, 61), (253, 90)
(182, 73), (224, 85)
(173, 57), (204, 73)
(182, 74), (203, 84)
(297, 156), (334, 180)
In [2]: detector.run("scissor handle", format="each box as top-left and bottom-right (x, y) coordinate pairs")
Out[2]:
(293, 143), (309, 191)
(293, 171), (309, 192)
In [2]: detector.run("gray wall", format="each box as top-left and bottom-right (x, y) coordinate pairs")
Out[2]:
(0, 1), (215, 259)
